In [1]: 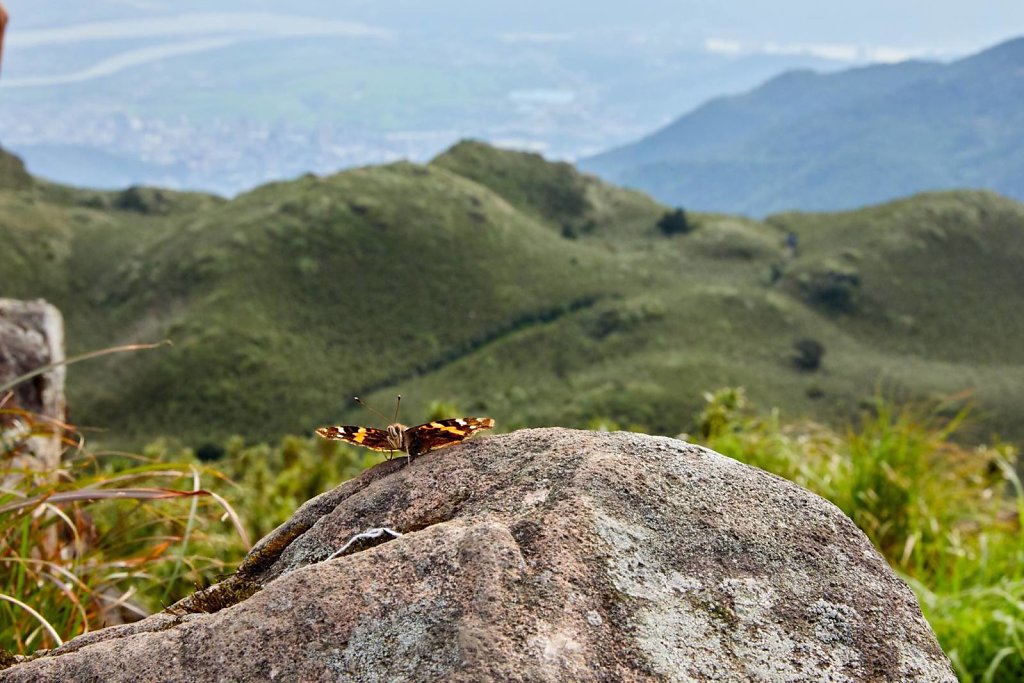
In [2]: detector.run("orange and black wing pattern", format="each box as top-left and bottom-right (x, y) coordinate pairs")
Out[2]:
(404, 417), (495, 456)
(315, 425), (393, 452)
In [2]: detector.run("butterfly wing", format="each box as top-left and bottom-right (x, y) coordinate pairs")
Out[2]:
(315, 425), (393, 452)
(404, 417), (495, 456)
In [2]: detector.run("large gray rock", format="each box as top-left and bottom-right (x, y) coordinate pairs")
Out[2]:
(2, 428), (955, 682)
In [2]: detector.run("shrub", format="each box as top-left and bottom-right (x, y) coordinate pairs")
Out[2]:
(584, 300), (666, 340)
(560, 219), (597, 239)
(656, 208), (693, 236)
(792, 338), (825, 371)
(114, 187), (170, 215)
(795, 259), (861, 313)
(195, 442), (226, 462)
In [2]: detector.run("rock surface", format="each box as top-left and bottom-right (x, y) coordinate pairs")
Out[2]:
(0, 298), (65, 471)
(2, 428), (955, 682)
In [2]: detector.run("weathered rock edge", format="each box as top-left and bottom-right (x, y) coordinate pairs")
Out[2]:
(1, 428), (955, 682)
(0, 297), (66, 472)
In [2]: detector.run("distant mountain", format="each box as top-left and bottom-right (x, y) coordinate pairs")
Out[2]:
(3, 142), (1024, 449)
(581, 37), (1024, 216)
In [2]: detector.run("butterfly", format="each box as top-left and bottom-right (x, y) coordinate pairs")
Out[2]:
(315, 396), (494, 461)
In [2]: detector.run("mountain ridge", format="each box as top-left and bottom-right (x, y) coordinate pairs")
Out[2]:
(581, 36), (1024, 216)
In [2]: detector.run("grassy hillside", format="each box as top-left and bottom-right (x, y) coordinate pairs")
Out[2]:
(0, 148), (33, 191)
(432, 140), (665, 239)
(581, 37), (1024, 216)
(1, 142), (1023, 449)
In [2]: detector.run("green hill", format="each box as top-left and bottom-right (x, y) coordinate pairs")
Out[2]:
(1, 142), (1022, 448)
(432, 140), (665, 239)
(0, 147), (33, 191)
(581, 37), (1024, 217)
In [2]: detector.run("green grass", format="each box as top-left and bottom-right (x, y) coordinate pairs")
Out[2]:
(695, 389), (1024, 681)
(432, 140), (665, 239)
(0, 148), (33, 191)
(0, 405), (245, 654)
(141, 434), (384, 543)
(0, 398), (380, 657)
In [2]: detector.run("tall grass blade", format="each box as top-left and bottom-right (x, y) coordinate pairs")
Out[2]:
(0, 340), (172, 395)
(0, 593), (63, 646)
(0, 488), (212, 516)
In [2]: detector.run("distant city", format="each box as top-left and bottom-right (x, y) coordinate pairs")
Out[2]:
(0, 110), (456, 194)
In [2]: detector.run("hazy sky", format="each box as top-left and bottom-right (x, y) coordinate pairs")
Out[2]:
(6, 0), (1024, 60)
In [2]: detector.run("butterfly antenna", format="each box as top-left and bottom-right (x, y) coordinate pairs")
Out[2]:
(353, 396), (391, 423)
(393, 394), (402, 423)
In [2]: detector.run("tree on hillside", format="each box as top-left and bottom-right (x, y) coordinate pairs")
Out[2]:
(657, 207), (693, 236)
